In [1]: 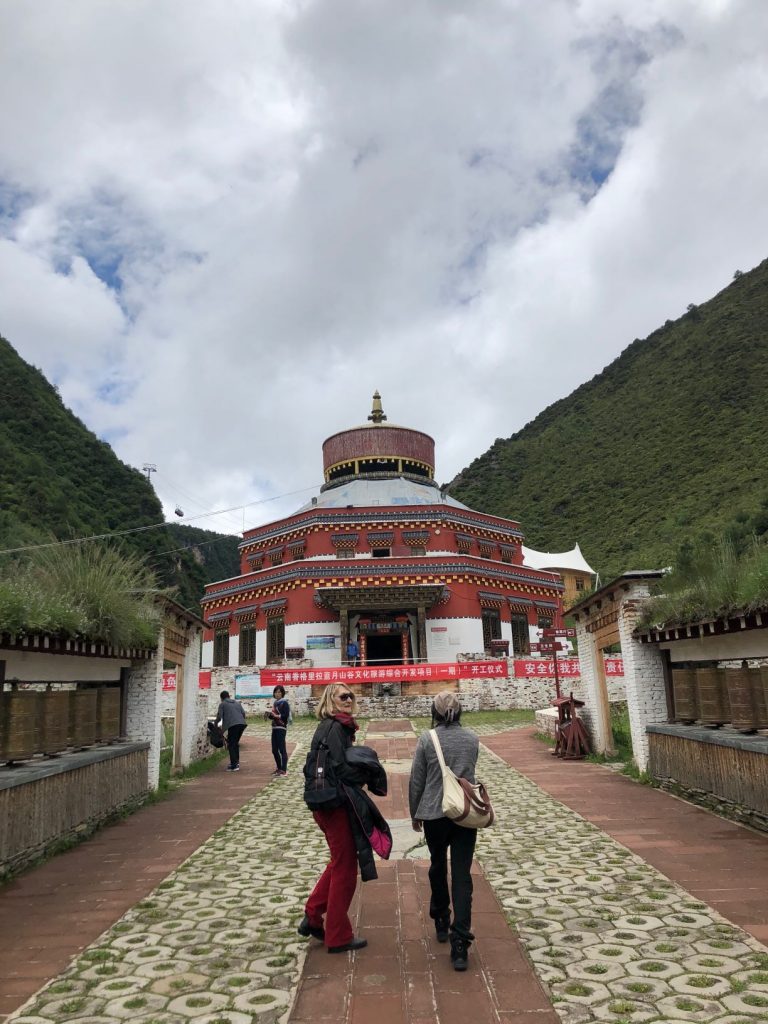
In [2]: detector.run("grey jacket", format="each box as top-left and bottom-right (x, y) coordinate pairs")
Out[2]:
(408, 723), (479, 821)
(216, 698), (247, 731)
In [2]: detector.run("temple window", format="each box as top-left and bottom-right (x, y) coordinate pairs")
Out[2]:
(478, 540), (495, 559)
(537, 614), (553, 630)
(500, 545), (514, 563)
(481, 609), (502, 650)
(455, 533), (473, 553)
(575, 576), (585, 592)
(269, 548), (284, 566)
(267, 617), (285, 662)
(239, 624), (256, 664)
(410, 546), (426, 556)
(510, 614), (530, 656)
(372, 547), (391, 558)
(213, 629), (229, 667)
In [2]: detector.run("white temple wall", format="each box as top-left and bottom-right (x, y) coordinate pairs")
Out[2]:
(201, 640), (213, 668)
(425, 617), (484, 661)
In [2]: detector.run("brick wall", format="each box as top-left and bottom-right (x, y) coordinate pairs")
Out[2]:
(125, 632), (164, 788)
(618, 592), (668, 771)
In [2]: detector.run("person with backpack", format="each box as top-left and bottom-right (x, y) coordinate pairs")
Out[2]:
(298, 683), (369, 954)
(264, 684), (290, 776)
(215, 690), (248, 772)
(408, 690), (480, 972)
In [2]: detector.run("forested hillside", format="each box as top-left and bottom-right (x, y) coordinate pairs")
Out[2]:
(450, 260), (768, 578)
(0, 336), (240, 610)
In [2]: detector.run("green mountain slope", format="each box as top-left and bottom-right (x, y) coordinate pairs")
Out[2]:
(0, 336), (240, 610)
(449, 260), (768, 578)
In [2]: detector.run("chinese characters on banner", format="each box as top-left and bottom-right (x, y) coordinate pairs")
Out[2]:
(198, 670), (212, 690)
(513, 658), (623, 678)
(261, 660), (509, 687)
(161, 671), (176, 692)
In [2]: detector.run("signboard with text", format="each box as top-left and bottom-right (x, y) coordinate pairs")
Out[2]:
(513, 658), (624, 678)
(541, 627), (576, 638)
(235, 672), (273, 699)
(161, 671), (176, 692)
(260, 660), (508, 687)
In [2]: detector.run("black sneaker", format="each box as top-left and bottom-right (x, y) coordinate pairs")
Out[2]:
(297, 915), (325, 940)
(328, 937), (367, 954)
(450, 937), (469, 972)
(435, 915), (450, 943)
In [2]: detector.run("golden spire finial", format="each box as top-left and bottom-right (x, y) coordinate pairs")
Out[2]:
(367, 390), (387, 424)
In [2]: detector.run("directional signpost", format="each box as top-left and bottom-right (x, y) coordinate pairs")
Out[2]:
(538, 627), (576, 699)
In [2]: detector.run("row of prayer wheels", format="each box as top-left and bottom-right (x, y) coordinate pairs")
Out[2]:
(672, 663), (768, 733)
(0, 686), (122, 763)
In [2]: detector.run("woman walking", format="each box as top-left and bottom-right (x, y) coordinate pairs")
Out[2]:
(265, 684), (290, 776)
(409, 691), (479, 971)
(299, 683), (368, 953)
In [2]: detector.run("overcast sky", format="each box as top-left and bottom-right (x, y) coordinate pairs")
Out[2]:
(2, 0), (767, 536)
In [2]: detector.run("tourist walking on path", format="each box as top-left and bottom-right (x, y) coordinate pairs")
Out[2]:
(299, 683), (383, 954)
(409, 690), (480, 971)
(215, 690), (247, 772)
(265, 685), (290, 776)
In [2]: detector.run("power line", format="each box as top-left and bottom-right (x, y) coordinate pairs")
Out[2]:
(0, 484), (322, 556)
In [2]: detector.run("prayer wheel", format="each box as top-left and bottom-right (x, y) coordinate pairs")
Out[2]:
(96, 687), (121, 742)
(725, 664), (759, 733)
(671, 665), (698, 723)
(40, 687), (71, 753)
(754, 665), (768, 728)
(71, 688), (98, 747)
(0, 689), (41, 762)
(695, 665), (729, 727)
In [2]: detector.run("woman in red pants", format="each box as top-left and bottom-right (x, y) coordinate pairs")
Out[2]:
(298, 683), (367, 953)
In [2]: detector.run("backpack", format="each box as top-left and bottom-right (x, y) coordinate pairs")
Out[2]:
(207, 720), (226, 749)
(303, 722), (344, 810)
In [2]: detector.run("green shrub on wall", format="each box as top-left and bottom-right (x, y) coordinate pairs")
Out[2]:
(0, 542), (162, 648)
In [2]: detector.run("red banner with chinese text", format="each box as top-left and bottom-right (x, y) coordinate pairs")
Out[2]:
(161, 671), (176, 691)
(261, 660), (509, 687)
(198, 670), (212, 690)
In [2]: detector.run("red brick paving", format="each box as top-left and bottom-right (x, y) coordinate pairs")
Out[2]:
(0, 736), (290, 1022)
(290, 720), (555, 1024)
(484, 727), (768, 944)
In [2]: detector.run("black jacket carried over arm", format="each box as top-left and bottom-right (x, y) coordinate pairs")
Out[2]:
(308, 722), (392, 882)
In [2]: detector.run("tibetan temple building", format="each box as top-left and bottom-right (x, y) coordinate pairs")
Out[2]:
(201, 394), (571, 671)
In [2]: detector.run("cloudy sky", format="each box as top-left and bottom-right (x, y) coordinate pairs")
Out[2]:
(2, 0), (767, 536)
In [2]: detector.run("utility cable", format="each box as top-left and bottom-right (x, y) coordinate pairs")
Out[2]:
(0, 484), (322, 556)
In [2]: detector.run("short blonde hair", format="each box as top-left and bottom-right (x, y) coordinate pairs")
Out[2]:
(316, 683), (357, 720)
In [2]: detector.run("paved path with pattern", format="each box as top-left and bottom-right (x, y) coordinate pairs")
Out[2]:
(1, 716), (767, 1024)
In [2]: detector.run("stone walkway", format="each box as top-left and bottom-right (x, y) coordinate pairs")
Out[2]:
(0, 727), (294, 1022)
(1, 717), (767, 1024)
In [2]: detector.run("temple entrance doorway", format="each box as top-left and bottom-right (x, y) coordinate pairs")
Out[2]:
(365, 632), (405, 665)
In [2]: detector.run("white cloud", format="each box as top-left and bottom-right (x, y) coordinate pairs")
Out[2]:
(0, 0), (766, 535)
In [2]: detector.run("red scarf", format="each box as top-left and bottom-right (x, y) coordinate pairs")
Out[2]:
(333, 711), (359, 733)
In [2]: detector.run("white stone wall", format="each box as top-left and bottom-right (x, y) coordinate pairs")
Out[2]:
(574, 624), (606, 751)
(619, 593), (668, 772)
(125, 631), (164, 789)
(4, 650), (130, 682)
(201, 639), (213, 668)
(176, 631), (209, 768)
(425, 617), (483, 660)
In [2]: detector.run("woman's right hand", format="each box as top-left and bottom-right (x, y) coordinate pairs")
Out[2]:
(411, 819), (423, 832)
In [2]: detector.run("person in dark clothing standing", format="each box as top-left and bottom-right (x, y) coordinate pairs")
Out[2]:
(215, 690), (247, 772)
(409, 691), (479, 972)
(265, 685), (290, 776)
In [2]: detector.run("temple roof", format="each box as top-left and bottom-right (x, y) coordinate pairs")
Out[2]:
(296, 476), (471, 512)
(521, 543), (596, 575)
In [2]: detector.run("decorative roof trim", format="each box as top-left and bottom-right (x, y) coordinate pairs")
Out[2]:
(239, 507), (524, 549)
(202, 559), (563, 604)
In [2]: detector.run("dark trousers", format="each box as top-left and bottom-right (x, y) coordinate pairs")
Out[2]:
(271, 729), (288, 771)
(226, 724), (246, 767)
(305, 806), (358, 948)
(424, 817), (477, 942)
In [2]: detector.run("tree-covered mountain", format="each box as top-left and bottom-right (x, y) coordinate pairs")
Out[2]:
(450, 260), (768, 579)
(0, 336), (240, 611)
